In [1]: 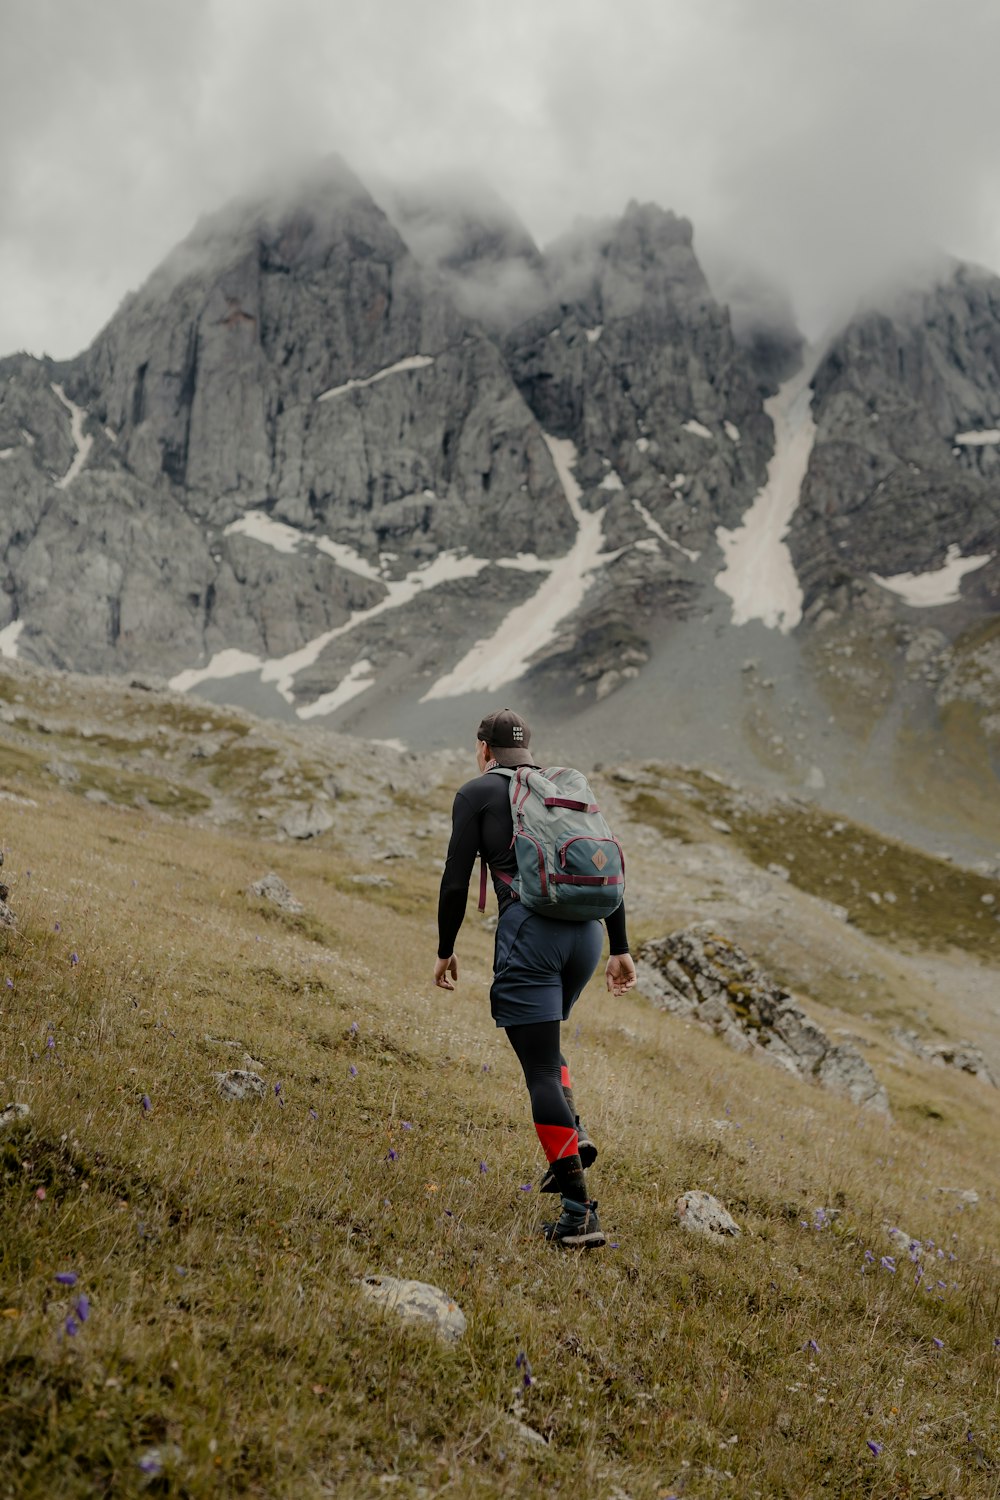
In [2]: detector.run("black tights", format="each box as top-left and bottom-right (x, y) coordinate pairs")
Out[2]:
(505, 1021), (588, 1201)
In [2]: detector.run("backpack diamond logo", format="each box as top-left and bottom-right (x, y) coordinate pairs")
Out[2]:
(591, 848), (608, 871)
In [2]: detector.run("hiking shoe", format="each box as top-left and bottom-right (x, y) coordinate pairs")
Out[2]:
(541, 1198), (606, 1249)
(539, 1120), (597, 1193)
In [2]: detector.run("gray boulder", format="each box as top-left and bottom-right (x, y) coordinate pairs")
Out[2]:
(246, 872), (304, 912)
(278, 802), (334, 840)
(214, 1069), (267, 1100)
(636, 924), (890, 1112)
(359, 1274), (467, 1341)
(675, 1190), (741, 1239)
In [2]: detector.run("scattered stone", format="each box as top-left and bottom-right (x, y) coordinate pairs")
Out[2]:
(84, 788), (111, 804)
(636, 924), (890, 1112)
(0, 1103), (29, 1131)
(936, 1187), (979, 1206)
(709, 818), (732, 835)
(351, 873), (391, 887)
(611, 768), (638, 784)
(359, 1275), (466, 1342)
(805, 765), (826, 791)
(246, 873), (304, 913)
(767, 863), (790, 881)
(507, 1416), (548, 1446)
(278, 802), (334, 840)
(213, 1070), (267, 1100)
(0, 894), (14, 929)
(0, 791), (37, 807)
(891, 1028), (996, 1087)
(675, 1190), (741, 1239)
(45, 759), (80, 783)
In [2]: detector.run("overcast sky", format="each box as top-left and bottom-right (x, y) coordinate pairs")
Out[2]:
(3, 0), (999, 357)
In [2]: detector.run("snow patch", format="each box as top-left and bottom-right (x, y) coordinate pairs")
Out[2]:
(954, 428), (1000, 446)
(224, 510), (383, 580)
(297, 659), (375, 720)
(599, 471), (624, 492)
(631, 497), (700, 562)
(682, 419), (713, 441)
(170, 551), (490, 714)
(585, 325), (604, 343)
(871, 544), (992, 607)
(0, 620), (24, 659)
(225, 512), (303, 555)
(714, 364), (815, 633)
(724, 421), (741, 443)
(422, 434), (606, 699)
(495, 553), (554, 574)
(317, 355), (435, 403)
(51, 384), (93, 489)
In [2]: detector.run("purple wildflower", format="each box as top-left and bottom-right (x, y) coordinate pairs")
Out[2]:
(137, 1455), (163, 1476)
(348, 1065), (358, 1078)
(274, 1082), (281, 1095)
(936, 1280), (947, 1289)
(54, 922), (60, 932)
(401, 1121), (412, 1131)
(609, 1242), (619, 1249)
(309, 1109), (318, 1120)
(864, 1250), (874, 1263)
(805, 1339), (820, 1353)
(350, 1021), (359, 1034)
(75, 1295), (90, 1322)
(54, 1271), (78, 1287)
(4, 977), (12, 989)
(932, 1337), (943, 1349)
(479, 1161), (488, 1174)
(515, 1351), (533, 1387)
(46, 1036), (55, 1050)
(880, 1256), (896, 1273)
(141, 1095), (151, 1113)
(69, 952), (79, 967)
(64, 1315), (79, 1337)
(387, 1148), (397, 1161)
(866, 1440), (883, 1456)
(481, 1063), (490, 1072)
(519, 1183), (532, 1192)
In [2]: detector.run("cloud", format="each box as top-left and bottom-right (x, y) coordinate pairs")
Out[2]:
(1, 0), (999, 355)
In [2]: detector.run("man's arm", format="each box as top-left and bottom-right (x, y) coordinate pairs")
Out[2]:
(605, 900), (636, 995)
(436, 789), (480, 965)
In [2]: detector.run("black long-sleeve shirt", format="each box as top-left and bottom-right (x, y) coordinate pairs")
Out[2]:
(437, 769), (630, 959)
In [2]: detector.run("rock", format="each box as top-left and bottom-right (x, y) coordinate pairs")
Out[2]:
(507, 1417), (547, 1446)
(45, 759), (80, 783)
(0, 1102), (29, 1131)
(213, 1069), (267, 1100)
(891, 1027), (996, 1087)
(278, 803), (334, 840)
(350, 873), (391, 887)
(805, 765), (826, 791)
(936, 1187), (979, 1205)
(246, 872), (304, 913)
(636, 924), (890, 1113)
(675, 1190), (741, 1239)
(0, 896), (15, 930)
(84, 788), (111, 804)
(359, 1275), (467, 1341)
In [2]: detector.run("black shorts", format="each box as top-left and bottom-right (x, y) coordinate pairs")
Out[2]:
(490, 902), (604, 1028)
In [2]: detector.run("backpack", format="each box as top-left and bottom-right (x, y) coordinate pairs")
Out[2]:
(478, 765), (625, 922)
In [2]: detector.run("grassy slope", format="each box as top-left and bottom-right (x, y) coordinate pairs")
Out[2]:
(1, 679), (999, 1498)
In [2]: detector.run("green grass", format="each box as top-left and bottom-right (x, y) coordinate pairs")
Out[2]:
(0, 770), (998, 1498)
(629, 772), (1000, 963)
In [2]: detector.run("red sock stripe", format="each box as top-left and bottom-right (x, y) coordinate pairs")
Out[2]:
(560, 1065), (572, 1090)
(535, 1122), (579, 1163)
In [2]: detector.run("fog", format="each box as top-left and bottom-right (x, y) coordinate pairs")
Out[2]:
(2, 0), (999, 357)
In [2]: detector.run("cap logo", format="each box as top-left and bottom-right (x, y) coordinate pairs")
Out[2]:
(512, 725), (524, 741)
(591, 848), (608, 871)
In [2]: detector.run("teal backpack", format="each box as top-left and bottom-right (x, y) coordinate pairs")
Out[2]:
(478, 765), (625, 922)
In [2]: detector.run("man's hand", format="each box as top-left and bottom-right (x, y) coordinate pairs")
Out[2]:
(434, 954), (458, 991)
(605, 953), (637, 996)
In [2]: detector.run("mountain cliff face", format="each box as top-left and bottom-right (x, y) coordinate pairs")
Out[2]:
(1, 157), (998, 844)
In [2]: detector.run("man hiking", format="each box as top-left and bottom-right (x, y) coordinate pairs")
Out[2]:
(433, 708), (636, 1249)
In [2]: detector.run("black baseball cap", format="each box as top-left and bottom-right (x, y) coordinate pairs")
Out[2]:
(476, 708), (534, 768)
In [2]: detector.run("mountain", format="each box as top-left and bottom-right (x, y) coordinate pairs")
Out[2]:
(0, 157), (998, 851)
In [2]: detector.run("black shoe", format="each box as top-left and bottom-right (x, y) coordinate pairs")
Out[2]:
(541, 1198), (606, 1250)
(539, 1120), (597, 1193)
